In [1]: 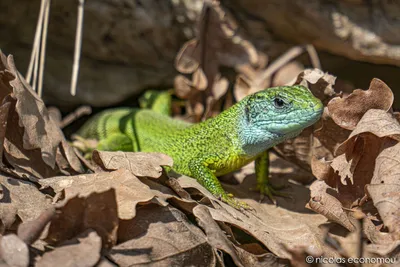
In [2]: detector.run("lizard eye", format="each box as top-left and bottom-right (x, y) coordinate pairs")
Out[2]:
(273, 97), (285, 109)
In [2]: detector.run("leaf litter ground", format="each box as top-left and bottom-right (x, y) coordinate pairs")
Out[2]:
(0, 1), (399, 265)
(0, 50), (399, 266)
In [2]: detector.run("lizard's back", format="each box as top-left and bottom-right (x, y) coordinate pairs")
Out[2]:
(78, 108), (192, 152)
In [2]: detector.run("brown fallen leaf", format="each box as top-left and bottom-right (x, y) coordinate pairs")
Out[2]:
(295, 68), (336, 104)
(39, 169), (154, 220)
(311, 156), (335, 183)
(193, 205), (244, 267)
(0, 102), (10, 165)
(314, 108), (351, 156)
(308, 180), (356, 232)
(110, 205), (216, 266)
(365, 139), (400, 234)
(328, 78), (394, 130)
(174, 0), (262, 120)
(175, 175), (333, 259)
(42, 189), (118, 249)
(17, 207), (56, 245)
(92, 151), (173, 178)
(0, 51), (84, 179)
(336, 109), (400, 156)
(0, 234), (29, 267)
(0, 175), (52, 231)
(36, 230), (102, 267)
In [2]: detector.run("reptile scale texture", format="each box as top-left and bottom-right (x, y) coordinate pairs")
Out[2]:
(77, 85), (323, 209)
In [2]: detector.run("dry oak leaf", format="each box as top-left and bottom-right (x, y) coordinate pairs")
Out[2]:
(109, 205), (216, 267)
(193, 205), (244, 267)
(176, 175), (329, 259)
(335, 109), (400, 156)
(36, 230), (102, 267)
(39, 169), (156, 220)
(40, 189), (118, 249)
(314, 107), (351, 156)
(366, 139), (400, 233)
(294, 68), (336, 104)
(0, 175), (52, 230)
(308, 180), (355, 232)
(328, 78), (394, 130)
(194, 206), (282, 267)
(0, 52), (83, 176)
(0, 53), (60, 168)
(92, 151), (173, 178)
(328, 134), (382, 208)
(311, 156), (334, 182)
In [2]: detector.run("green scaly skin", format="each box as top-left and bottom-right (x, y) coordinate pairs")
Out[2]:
(77, 86), (323, 209)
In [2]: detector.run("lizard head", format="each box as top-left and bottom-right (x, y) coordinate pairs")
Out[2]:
(238, 85), (323, 154)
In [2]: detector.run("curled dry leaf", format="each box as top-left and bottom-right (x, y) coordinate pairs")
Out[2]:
(0, 102), (10, 164)
(92, 151), (173, 178)
(336, 109), (400, 156)
(328, 78), (394, 130)
(308, 180), (355, 232)
(109, 205), (216, 267)
(366, 139), (400, 234)
(311, 156), (334, 182)
(36, 230), (102, 267)
(0, 51), (83, 179)
(174, 0), (263, 120)
(314, 107), (352, 156)
(175, 39), (199, 74)
(294, 68), (336, 104)
(193, 205), (243, 267)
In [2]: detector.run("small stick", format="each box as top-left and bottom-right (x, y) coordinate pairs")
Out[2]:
(60, 105), (92, 129)
(70, 0), (85, 96)
(255, 45), (305, 85)
(305, 44), (321, 70)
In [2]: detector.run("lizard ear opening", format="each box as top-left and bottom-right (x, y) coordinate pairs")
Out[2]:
(244, 94), (255, 124)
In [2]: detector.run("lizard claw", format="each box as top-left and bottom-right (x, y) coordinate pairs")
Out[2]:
(220, 194), (253, 211)
(252, 182), (293, 204)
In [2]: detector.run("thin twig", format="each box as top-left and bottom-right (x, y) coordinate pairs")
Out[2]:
(70, 0), (85, 96)
(305, 44), (322, 70)
(38, 0), (51, 97)
(26, 0), (46, 84)
(59, 105), (92, 129)
(256, 45), (305, 85)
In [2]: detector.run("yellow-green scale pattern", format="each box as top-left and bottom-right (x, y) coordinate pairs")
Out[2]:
(78, 86), (323, 208)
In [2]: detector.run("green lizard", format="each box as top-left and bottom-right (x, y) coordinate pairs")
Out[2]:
(77, 86), (323, 209)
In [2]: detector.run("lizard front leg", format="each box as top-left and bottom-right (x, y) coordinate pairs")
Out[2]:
(188, 157), (251, 210)
(255, 150), (290, 203)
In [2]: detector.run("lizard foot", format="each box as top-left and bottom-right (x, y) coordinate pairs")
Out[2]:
(253, 182), (293, 204)
(220, 193), (253, 211)
(71, 135), (97, 159)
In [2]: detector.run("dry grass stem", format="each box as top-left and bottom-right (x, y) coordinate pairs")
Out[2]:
(70, 0), (85, 96)
(38, 0), (51, 97)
